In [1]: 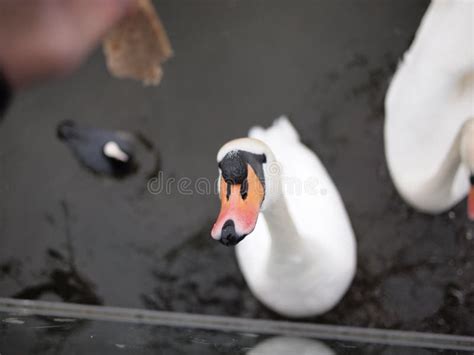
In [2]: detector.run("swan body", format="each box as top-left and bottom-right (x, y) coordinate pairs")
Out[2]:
(211, 117), (356, 317)
(385, 0), (474, 217)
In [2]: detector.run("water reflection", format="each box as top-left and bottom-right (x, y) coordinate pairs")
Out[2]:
(248, 337), (334, 355)
(2, 305), (469, 354)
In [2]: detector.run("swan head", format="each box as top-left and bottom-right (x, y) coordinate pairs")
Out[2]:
(211, 138), (281, 246)
(460, 118), (474, 220)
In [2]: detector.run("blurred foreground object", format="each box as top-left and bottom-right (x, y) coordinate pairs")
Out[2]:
(0, 71), (12, 118)
(103, 0), (173, 85)
(384, 0), (474, 220)
(0, 0), (134, 89)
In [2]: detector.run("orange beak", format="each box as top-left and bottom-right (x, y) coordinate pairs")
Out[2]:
(468, 185), (474, 221)
(211, 164), (265, 246)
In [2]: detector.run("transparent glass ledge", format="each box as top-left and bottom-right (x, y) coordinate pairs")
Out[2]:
(0, 298), (473, 354)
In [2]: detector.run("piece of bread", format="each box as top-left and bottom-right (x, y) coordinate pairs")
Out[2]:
(103, 0), (173, 85)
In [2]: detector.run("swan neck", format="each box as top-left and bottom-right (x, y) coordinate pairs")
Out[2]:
(427, 126), (464, 190)
(412, 124), (466, 208)
(262, 194), (301, 250)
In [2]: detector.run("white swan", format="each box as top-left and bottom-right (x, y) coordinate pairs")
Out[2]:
(211, 117), (356, 317)
(385, 0), (474, 219)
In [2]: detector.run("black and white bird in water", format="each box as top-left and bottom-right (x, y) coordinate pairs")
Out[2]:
(57, 120), (159, 179)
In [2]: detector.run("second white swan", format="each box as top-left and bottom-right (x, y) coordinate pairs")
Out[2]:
(385, 0), (474, 219)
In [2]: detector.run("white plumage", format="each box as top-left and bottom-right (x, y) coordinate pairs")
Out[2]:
(229, 117), (356, 317)
(385, 0), (474, 214)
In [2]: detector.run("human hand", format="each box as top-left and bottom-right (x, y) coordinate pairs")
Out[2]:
(0, 0), (136, 89)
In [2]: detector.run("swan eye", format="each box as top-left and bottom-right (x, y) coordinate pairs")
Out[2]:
(240, 179), (248, 200)
(226, 181), (231, 201)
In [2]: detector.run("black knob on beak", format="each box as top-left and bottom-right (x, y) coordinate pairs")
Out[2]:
(219, 220), (246, 246)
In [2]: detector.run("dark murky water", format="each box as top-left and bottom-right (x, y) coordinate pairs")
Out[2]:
(1, 0), (473, 336)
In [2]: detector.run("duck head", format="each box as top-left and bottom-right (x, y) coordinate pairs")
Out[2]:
(211, 138), (281, 246)
(460, 118), (474, 220)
